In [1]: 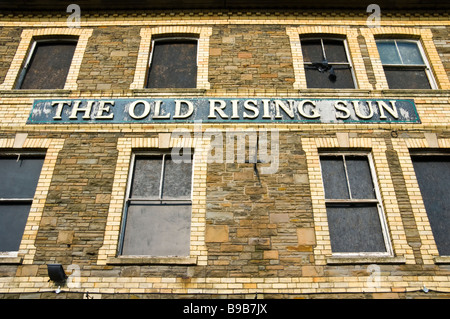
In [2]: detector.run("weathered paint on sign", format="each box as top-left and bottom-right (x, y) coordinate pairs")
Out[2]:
(27, 98), (420, 124)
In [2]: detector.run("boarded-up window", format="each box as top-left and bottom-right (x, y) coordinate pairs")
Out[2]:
(412, 155), (450, 256)
(0, 154), (44, 252)
(301, 38), (356, 89)
(17, 40), (77, 90)
(320, 154), (391, 254)
(120, 152), (193, 256)
(376, 40), (434, 89)
(146, 39), (198, 88)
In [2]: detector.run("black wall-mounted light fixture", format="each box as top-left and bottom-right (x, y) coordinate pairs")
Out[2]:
(47, 264), (67, 283)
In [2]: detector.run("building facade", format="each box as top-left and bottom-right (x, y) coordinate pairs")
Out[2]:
(0, 1), (449, 299)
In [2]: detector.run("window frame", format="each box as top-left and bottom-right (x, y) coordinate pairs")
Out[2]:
(130, 27), (212, 90)
(410, 151), (450, 257)
(319, 151), (393, 258)
(375, 38), (437, 89)
(15, 37), (79, 90)
(145, 36), (200, 89)
(300, 36), (358, 89)
(118, 150), (194, 257)
(0, 151), (46, 258)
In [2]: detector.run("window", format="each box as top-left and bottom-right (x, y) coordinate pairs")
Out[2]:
(119, 152), (193, 256)
(376, 39), (435, 89)
(0, 154), (44, 254)
(320, 153), (391, 255)
(16, 39), (77, 89)
(411, 154), (450, 256)
(301, 37), (356, 89)
(146, 38), (198, 88)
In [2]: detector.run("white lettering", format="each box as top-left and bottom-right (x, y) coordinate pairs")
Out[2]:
(231, 100), (240, 119)
(128, 100), (150, 119)
(274, 100), (294, 119)
(40, 98), (414, 124)
(95, 101), (114, 119)
(153, 100), (170, 119)
(297, 100), (320, 119)
(66, 4), (81, 29)
(204, 129), (224, 163)
(378, 100), (399, 119)
(258, 129), (279, 174)
(367, 4), (381, 29)
(262, 99), (271, 119)
(52, 101), (71, 120)
(173, 100), (193, 119)
(226, 130), (257, 164)
(334, 100), (351, 119)
(243, 99), (259, 119)
(170, 128), (192, 163)
(208, 99), (228, 119)
(353, 100), (374, 119)
(183, 303), (217, 316)
(69, 100), (92, 119)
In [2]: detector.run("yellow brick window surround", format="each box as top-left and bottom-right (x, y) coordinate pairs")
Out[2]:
(0, 28), (93, 91)
(97, 133), (209, 266)
(130, 26), (212, 90)
(286, 26), (371, 90)
(360, 27), (450, 90)
(302, 135), (414, 265)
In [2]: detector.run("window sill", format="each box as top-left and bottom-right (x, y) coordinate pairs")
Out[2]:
(132, 88), (206, 97)
(434, 256), (450, 264)
(0, 89), (72, 97)
(298, 88), (371, 97)
(295, 88), (450, 98)
(106, 256), (197, 265)
(327, 256), (406, 265)
(380, 89), (450, 97)
(0, 256), (23, 264)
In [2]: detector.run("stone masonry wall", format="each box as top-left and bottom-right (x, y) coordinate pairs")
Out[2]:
(76, 26), (141, 91)
(208, 24), (295, 90)
(34, 133), (118, 270)
(0, 12), (449, 298)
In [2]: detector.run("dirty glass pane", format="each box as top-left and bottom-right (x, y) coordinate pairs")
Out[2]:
(302, 38), (354, 88)
(320, 156), (350, 199)
(0, 156), (44, 198)
(121, 203), (191, 256)
(346, 156), (376, 199)
(162, 155), (192, 199)
(305, 66), (354, 89)
(323, 39), (348, 63)
(19, 41), (77, 90)
(146, 40), (197, 88)
(384, 67), (431, 89)
(130, 156), (162, 198)
(376, 41), (401, 65)
(412, 156), (450, 256)
(397, 41), (424, 65)
(0, 203), (31, 252)
(301, 39), (323, 63)
(327, 204), (386, 253)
